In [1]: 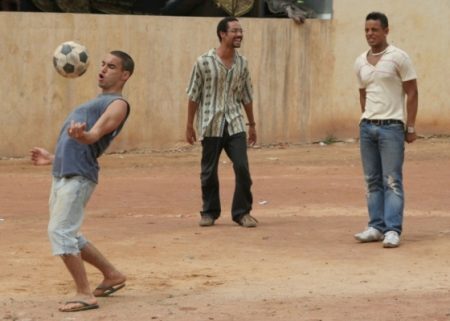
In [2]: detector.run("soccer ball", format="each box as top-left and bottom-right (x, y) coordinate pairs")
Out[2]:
(53, 41), (89, 78)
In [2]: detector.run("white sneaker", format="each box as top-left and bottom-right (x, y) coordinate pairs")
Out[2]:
(383, 231), (400, 248)
(354, 227), (384, 243)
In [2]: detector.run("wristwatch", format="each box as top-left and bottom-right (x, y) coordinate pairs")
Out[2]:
(407, 126), (416, 134)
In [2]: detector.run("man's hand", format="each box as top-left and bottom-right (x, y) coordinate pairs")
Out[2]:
(405, 132), (417, 144)
(186, 125), (197, 145)
(248, 126), (257, 146)
(30, 147), (54, 165)
(67, 120), (87, 139)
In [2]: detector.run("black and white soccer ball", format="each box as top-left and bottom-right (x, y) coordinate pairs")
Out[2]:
(53, 41), (89, 78)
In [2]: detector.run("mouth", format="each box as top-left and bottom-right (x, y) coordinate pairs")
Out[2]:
(98, 73), (104, 80)
(233, 38), (242, 45)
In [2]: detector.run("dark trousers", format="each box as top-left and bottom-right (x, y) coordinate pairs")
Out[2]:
(200, 130), (253, 222)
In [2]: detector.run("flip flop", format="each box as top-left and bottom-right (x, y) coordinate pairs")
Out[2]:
(94, 283), (126, 297)
(59, 300), (99, 312)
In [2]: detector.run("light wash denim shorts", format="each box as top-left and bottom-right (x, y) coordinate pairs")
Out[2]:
(48, 176), (96, 256)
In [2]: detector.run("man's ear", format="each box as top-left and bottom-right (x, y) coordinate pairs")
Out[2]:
(121, 70), (131, 80)
(219, 31), (226, 42)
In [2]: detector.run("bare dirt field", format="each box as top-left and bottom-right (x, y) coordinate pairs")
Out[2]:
(1, 138), (450, 321)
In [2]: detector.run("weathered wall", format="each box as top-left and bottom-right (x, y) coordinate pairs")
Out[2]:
(0, 0), (448, 157)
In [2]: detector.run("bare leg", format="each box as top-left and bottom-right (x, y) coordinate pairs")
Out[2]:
(80, 242), (126, 296)
(59, 254), (98, 311)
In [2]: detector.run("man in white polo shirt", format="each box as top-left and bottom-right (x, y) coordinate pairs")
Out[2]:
(353, 12), (418, 248)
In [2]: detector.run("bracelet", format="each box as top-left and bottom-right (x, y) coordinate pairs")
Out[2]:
(407, 126), (415, 134)
(246, 122), (256, 127)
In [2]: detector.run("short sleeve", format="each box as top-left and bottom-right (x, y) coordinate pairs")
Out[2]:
(398, 53), (417, 82)
(241, 64), (253, 105)
(354, 56), (365, 89)
(186, 60), (203, 103)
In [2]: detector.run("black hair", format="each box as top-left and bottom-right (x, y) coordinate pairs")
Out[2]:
(366, 12), (389, 29)
(216, 17), (239, 42)
(110, 50), (135, 76)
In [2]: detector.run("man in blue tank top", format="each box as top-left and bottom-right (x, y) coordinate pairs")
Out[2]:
(30, 51), (134, 312)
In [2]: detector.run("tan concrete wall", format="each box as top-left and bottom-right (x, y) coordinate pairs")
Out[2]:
(0, 0), (448, 157)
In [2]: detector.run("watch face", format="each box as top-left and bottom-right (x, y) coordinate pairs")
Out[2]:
(407, 127), (415, 133)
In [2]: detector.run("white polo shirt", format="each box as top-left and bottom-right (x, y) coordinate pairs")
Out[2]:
(354, 45), (417, 122)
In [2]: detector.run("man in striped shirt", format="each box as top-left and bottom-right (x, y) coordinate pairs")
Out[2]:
(186, 17), (258, 228)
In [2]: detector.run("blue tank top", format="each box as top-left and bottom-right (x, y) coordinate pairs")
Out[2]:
(52, 93), (130, 183)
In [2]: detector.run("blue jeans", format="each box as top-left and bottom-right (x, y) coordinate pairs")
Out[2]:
(48, 176), (96, 255)
(359, 121), (405, 234)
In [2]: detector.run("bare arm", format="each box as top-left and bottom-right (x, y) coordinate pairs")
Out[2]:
(67, 99), (128, 144)
(243, 102), (257, 146)
(186, 100), (198, 145)
(403, 79), (419, 143)
(358, 88), (366, 113)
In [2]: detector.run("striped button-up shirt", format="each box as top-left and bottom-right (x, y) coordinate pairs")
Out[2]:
(187, 49), (253, 138)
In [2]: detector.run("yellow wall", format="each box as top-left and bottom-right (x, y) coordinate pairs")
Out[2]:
(0, 0), (448, 157)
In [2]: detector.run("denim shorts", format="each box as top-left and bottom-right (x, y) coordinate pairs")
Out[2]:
(48, 176), (96, 256)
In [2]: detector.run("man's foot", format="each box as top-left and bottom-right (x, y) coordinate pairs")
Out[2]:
(93, 283), (125, 297)
(93, 273), (127, 297)
(238, 214), (258, 228)
(59, 296), (98, 312)
(199, 215), (215, 227)
(383, 231), (401, 248)
(354, 227), (384, 242)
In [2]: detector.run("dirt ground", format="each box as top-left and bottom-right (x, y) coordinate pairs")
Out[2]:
(1, 137), (450, 321)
